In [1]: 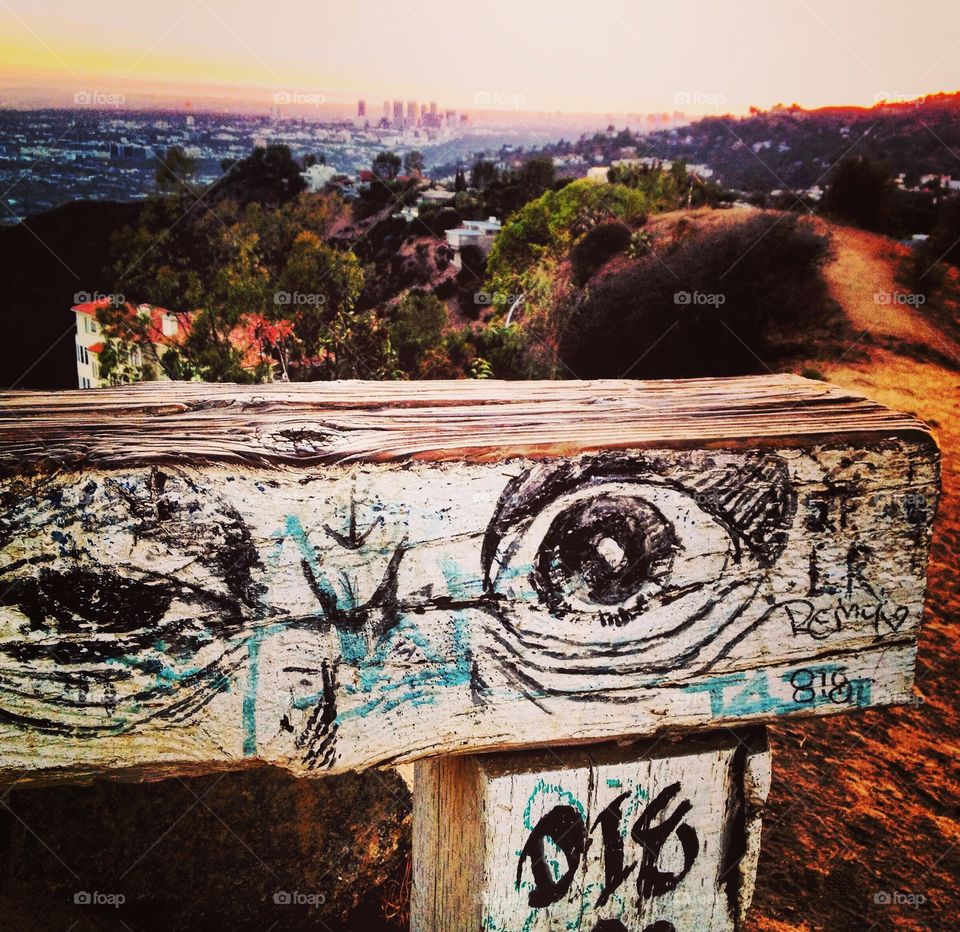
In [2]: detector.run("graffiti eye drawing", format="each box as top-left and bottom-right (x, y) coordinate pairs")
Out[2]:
(0, 452), (799, 740)
(481, 452), (797, 696)
(0, 469), (260, 736)
(532, 491), (678, 617)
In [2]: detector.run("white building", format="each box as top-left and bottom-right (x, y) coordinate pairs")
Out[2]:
(301, 163), (338, 193)
(445, 217), (501, 268)
(420, 187), (456, 206)
(586, 166), (611, 182)
(74, 300), (107, 389)
(72, 298), (184, 388)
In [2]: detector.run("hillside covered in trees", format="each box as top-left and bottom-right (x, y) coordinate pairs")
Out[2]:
(5, 99), (960, 391)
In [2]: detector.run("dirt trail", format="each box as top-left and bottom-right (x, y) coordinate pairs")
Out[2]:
(748, 226), (960, 932)
(818, 221), (960, 361)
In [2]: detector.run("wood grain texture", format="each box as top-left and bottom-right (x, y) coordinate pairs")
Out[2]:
(0, 378), (940, 784)
(411, 729), (771, 932)
(0, 375), (935, 471)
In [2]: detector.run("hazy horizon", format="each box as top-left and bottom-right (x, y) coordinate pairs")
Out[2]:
(1, 0), (958, 117)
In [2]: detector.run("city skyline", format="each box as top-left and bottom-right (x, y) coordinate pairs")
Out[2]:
(1, 0), (958, 116)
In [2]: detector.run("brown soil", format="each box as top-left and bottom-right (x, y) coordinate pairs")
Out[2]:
(744, 224), (960, 932)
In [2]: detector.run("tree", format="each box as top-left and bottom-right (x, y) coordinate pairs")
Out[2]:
(470, 160), (498, 190)
(389, 292), (448, 375)
(403, 150), (425, 176)
(372, 151), (402, 182)
(276, 232), (371, 378)
(212, 145), (306, 207)
(560, 214), (830, 379)
(104, 187), (362, 383)
(455, 167), (467, 192)
(570, 221), (632, 284)
(519, 157), (556, 201)
(182, 228), (274, 382)
(155, 146), (197, 195)
(822, 156), (896, 233)
(907, 197), (960, 296)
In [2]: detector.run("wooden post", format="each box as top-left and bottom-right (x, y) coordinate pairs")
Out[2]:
(0, 376), (940, 927)
(412, 729), (770, 932)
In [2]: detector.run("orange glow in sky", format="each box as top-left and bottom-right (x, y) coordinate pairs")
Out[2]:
(0, 0), (957, 114)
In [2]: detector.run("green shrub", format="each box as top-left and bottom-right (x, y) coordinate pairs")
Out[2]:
(559, 214), (831, 379)
(570, 221), (632, 285)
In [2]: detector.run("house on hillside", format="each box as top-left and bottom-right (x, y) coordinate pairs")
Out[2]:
(73, 299), (290, 387)
(445, 217), (501, 269)
(420, 187), (456, 206)
(72, 298), (188, 388)
(301, 163), (338, 193)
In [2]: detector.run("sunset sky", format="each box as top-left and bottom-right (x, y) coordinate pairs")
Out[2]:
(0, 0), (957, 114)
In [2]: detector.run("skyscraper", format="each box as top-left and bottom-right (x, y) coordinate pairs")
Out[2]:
(383, 100), (390, 122)
(392, 100), (404, 128)
(407, 101), (419, 125)
(357, 99), (366, 118)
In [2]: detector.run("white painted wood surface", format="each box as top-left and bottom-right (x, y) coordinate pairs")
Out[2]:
(0, 378), (939, 783)
(412, 729), (770, 932)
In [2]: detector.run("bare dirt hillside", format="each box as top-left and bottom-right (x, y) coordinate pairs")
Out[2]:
(746, 224), (960, 932)
(816, 221), (960, 358)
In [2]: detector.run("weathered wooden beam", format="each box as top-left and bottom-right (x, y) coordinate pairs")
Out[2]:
(412, 729), (771, 932)
(0, 377), (939, 783)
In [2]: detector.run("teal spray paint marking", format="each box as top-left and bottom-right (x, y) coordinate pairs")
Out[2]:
(242, 629), (264, 757)
(268, 515), (474, 725)
(336, 557), (474, 722)
(684, 663), (874, 718)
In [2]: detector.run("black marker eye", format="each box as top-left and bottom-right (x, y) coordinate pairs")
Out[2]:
(0, 468), (265, 736)
(490, 480), (734, 631)
(481, 454), (796, 692)
(534, 494), (677, 614)
(1, 568), (174, 639)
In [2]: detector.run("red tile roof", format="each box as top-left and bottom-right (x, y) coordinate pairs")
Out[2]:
(72, 301), (278, 375)
(72, 299), (108, 317)
(71, 300), (188, 349)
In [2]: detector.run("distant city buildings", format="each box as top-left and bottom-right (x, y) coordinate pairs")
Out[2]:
(357, 99), (366, 118)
